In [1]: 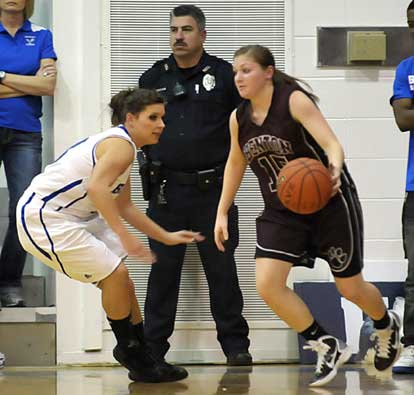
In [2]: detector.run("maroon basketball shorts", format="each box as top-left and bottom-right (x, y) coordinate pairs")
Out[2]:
(255, 189), (364, 278)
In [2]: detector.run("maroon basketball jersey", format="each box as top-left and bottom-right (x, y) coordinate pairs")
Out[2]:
(236, 81), (329, 210)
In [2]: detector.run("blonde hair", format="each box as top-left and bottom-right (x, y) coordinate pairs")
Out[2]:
(24, 0), (35, 19)
(0, 0), (34, 19)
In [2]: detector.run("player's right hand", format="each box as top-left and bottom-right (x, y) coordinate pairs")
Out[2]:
(329, 163), (342, 196)
(214, 213), (228, 252)
(121, 233), (155, 263)
(164, 231), (205, 246)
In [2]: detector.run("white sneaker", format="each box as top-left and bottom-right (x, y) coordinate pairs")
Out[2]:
(372, 310), (402, 371)
(304, 335), (352, 387)
(392, 345), (414, 374)
(0, 352), (5, 369)
(392, 297), (405, 339)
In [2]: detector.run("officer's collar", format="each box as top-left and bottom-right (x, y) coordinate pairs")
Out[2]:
(166, 51), (212, 75)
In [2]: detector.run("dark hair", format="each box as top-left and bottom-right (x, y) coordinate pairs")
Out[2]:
(170, 5), (206, 31)
(234, 45), (319, 103)
(109, 88), (164, 126)
(408, 1), (414, 11)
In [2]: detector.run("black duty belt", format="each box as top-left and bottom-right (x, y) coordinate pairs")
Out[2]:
(164, 165), (225, 186)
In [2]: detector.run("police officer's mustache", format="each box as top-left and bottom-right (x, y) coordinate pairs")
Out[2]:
(174, 41), (187, 47)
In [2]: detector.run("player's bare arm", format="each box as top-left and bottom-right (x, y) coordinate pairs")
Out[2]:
(289, 90), (344, 193)
(218, 110), (247, 214)
(289, 91), (344, 170)
(88, 137), (134, 238)
(215, 111), (247, 251)
(117, 178), (203, 246)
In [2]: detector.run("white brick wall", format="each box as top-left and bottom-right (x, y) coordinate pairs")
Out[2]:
(53, 0), (411, 363)
(292, 0), (409, 276)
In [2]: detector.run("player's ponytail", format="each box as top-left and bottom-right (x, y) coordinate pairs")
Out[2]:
(109, 88), (164, 126)
(110, 88), (135, 126)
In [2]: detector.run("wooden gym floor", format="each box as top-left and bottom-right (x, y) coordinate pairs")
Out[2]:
(0, 364), (413, 395)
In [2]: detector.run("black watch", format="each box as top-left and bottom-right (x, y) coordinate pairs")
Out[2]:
(0, 71), (5, 83)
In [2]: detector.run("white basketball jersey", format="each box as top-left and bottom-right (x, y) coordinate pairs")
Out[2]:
(28, 125), (136, 218)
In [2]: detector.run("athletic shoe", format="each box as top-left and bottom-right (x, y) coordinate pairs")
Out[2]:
(392, 345), (414, 374)
(128, 359), (188, 383)
(372, 310), (402, 371)
(113, 343), (154, 371)
(114, 344), (188, 383)
(303, 335), (352, 387)
(0, 352), (5, 369)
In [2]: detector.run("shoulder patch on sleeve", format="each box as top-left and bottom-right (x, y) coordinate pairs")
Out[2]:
(30, 23), (47, 32)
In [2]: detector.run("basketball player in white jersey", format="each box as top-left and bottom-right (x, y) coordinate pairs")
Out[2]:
(16, 88), (202, 382)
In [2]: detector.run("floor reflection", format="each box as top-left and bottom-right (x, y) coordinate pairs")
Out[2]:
(0, 364), (412, 395)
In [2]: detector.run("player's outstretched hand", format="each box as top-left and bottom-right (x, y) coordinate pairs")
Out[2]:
(164, 231), (205, 246)
(214, 214), (228, 252)
(121, 233), (155, 263)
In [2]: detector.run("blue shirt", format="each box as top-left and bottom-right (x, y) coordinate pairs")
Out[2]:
(391, 56), (414, 191)
(0, 20), (57, 132)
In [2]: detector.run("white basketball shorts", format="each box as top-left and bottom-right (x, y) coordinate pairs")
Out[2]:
(16, 189), (127, 283)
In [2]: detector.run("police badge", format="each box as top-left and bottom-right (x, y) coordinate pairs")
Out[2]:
(202, 74), (215, 91)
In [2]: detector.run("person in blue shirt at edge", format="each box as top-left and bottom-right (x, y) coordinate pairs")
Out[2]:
(0, 0), (57, 307)
(389, 0), (414, 375)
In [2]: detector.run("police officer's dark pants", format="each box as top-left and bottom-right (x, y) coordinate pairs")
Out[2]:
(402, 192), (414, 346)
(144, 184), (250, 360)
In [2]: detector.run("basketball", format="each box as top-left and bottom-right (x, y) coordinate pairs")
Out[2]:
(277, 157), (332, 214)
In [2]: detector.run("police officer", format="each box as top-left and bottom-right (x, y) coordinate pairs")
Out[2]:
(138, 5), (251, 369)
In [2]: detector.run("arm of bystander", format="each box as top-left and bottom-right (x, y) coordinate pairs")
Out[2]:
(0, 84), (24, 99)
(390, 60), (414, 132)
(392, 98), (414, 132)
(1, 58), (57, 97)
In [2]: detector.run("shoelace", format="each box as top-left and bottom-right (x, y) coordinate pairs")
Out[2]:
(371, 328), (392, 359)
(303, 340), (331, 373)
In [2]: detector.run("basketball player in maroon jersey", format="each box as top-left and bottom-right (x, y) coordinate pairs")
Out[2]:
(214, 45), (401, 387)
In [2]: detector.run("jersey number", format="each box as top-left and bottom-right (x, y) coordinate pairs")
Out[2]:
(258, 155), (288, 193)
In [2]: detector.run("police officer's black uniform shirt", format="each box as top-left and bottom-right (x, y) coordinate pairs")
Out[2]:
(139, 51), (241, 171)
